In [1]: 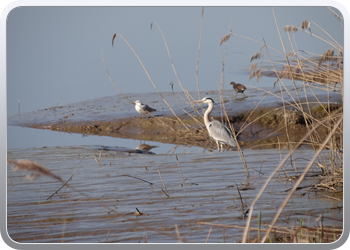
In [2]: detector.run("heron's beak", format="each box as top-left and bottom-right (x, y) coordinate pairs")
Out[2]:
(192, 100), (203, 104)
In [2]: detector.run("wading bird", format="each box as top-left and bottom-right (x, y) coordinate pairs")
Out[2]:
(193, 97), (237, 151)
(135, 100), (156, 119)
(230, 81), (247, 98)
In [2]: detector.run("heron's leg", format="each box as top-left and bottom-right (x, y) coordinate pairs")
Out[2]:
(216, 141), (220, 151)
(243, 93), (246, 98)
(220, 143), (223, 152)
(234, 92), (237, 98)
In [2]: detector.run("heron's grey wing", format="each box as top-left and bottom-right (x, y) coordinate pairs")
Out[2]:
(208, 121), (237, 147)
(142, 104), (156, 112)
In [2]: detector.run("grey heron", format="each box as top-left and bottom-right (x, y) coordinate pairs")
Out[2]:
(135, 100), (156, 119)
(193, 97), (237, 151)
(230, 81), (247, 98)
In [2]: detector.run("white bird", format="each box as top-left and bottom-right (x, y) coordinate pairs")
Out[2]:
(134, 100), (156, 119)
(193, 97), (237, 151)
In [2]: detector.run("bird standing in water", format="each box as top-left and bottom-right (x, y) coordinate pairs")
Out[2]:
(134, 100), (156, 119)
(193, 97), (237, 151)
(230, 81), (247, 98)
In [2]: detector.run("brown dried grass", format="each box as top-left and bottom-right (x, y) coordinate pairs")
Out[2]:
(301, 20), (310, 30)
(220, 32), (232, 46)
(250, 52), (262, 62)
(8, 159), (63, 182)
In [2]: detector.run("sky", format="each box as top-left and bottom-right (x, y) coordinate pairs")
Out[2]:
(5, 5), (344, 117)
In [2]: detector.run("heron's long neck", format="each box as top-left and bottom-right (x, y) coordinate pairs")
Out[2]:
(204, 102), (213, 128)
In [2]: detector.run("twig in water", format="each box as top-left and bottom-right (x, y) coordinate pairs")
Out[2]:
(106, 229), (111, 241)
(121, 174), (153, 185)
(175, 224), (182, 242)
(47, 167), (78, 200)
(135, 208), (143, 216)
(175, 155), (186, 192)
(61, 218), (67, 243)
(237, 187), (248, 219)
(161, 188), (169, 198)
(158, 169), (169, 196)
(7, 177), (14, 186)
(205, 227), (212, 243)
(93, 153), (102, 167)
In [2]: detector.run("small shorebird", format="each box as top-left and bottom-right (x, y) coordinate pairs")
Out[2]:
(230, 81), (247, 98)
(134, 100), (156, 119)
(193, 97), (237, 151)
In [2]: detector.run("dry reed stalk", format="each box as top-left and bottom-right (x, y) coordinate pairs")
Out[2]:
(299, 21), (342, 50)
(328, 7), (343, 21)
(175, 155), (186, 192)
(196, 7), (204, 102)
(285, 33), (317, 149)
(121, 174), (153, 185)
(109, 34), (190, 131)
(218, 18), (250, 173)
(277, 138), (289, 177)
(61, 218), (67, 243)
(175, 224), (182, 243)
(277, 78), (297, 173)
(220, 13), (233, 90)
(92, 153), (102, 167)
(237, 187), (247, 218)
(237, 84), (276, 135)
(7, 177), (14, 186)
(197, 222), (290, 235)
(181, 108), (204, 127)
(205, 227), (212, 243)
(217, 82), (249, 177)
(260, 117), (342, 242)
(271, 10), (303, 109)
(243, 84), (338, 132)
(241, 116), (332, 243)
(100, 53), (175, 132)
(309, 20), (343, 49)
(8, 159), (63, 182)
(106, 229), (111, 241)
(47, 167), (78, 200)
(150, 22), (193, 104)
(157, 169), (168, 196)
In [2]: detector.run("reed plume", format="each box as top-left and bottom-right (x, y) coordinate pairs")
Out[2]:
(283, 25), (298, 32)
(220, 32), (232, 46)
(8, 159), (63, 182)
(250, 52), (262, 62)
(301, 20), (311, 33)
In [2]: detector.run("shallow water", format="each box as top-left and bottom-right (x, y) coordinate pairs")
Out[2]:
(7, 125), (201, 155)
(7, 146), (342, 243)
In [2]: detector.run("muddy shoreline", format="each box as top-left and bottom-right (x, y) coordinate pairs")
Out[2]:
(28, 104), (341, 150)
(8, 88), (342, 150)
